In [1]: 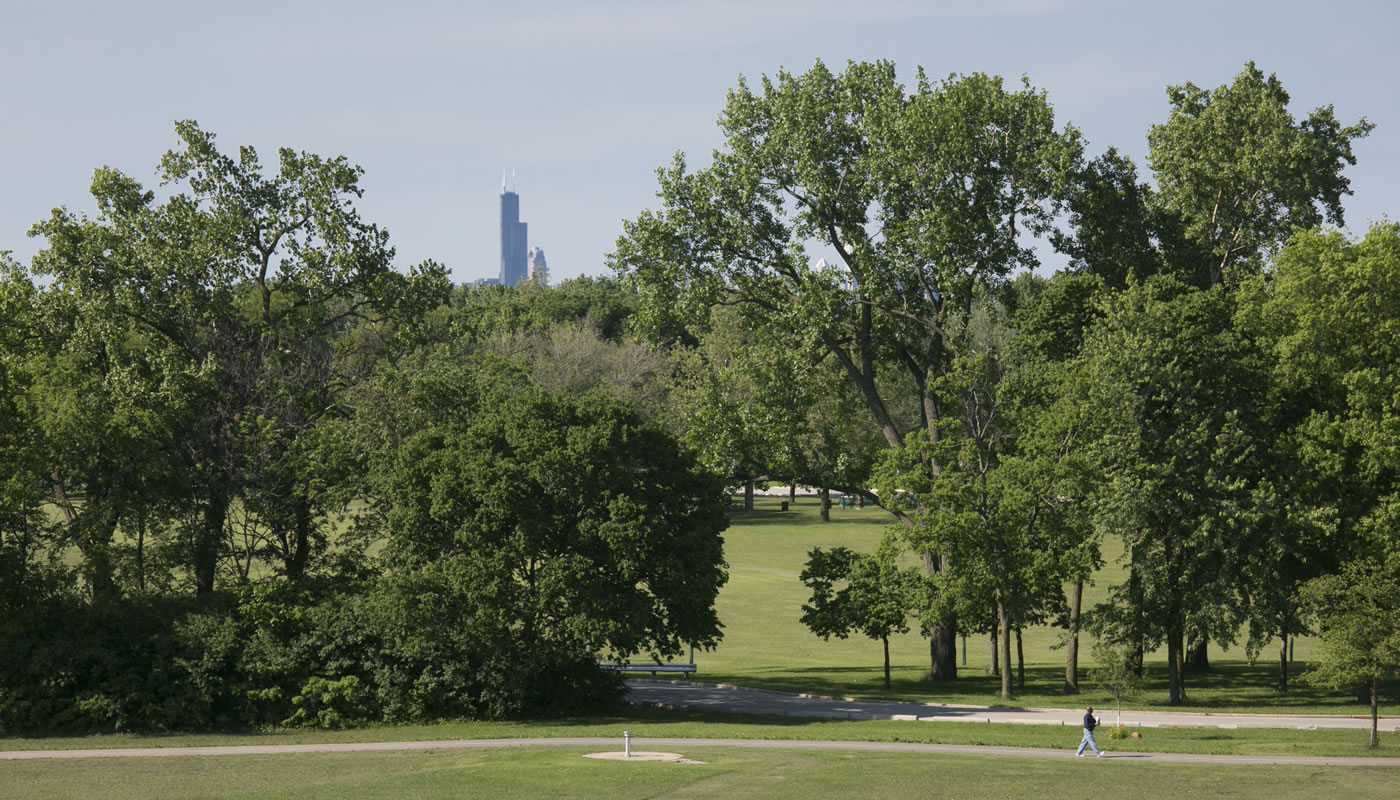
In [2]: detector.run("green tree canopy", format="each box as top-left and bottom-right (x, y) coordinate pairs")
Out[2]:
(1147, 61), (1372, 287)
(1081, 278), (1274, 704)
(800, 543), (922, 689)
(1300, 561), (1400, 748)
(360, 355), (730, 664)
(27, 121), (449, 594)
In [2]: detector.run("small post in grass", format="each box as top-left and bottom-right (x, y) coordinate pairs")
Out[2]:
(624, 730), (632, 758)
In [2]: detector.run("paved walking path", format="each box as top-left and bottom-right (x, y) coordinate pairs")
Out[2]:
(623, 679), (1400, 731)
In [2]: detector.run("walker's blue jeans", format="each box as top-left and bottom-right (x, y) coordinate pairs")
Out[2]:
(1077, 728), (1102, 755)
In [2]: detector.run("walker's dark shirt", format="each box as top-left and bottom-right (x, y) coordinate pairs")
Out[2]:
(1083, 713), (1097, 731)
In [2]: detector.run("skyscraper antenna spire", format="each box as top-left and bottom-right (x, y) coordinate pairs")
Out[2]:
(501, 169), (506, 192)
(512, 168), (517, 192)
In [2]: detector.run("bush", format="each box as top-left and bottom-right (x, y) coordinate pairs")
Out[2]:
(0, 593), (235, 733)
(283, 675), (371, 729)
(0, 576), (628, 734)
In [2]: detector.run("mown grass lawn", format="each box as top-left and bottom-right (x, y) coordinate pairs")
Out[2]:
(4, 745), (1399, 800)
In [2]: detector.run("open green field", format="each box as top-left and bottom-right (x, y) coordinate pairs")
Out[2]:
(4, 745), (1398, 800)
(707, 494), (1384, 715)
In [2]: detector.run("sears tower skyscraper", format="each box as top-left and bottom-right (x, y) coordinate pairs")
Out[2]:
(499, 171), (528, 287)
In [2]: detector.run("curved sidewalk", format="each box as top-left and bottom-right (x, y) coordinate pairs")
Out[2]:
(624, 679), (1399, 731)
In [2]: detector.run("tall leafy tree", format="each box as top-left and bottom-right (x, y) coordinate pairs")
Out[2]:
(1147, 61), (1372, 287)
(876, 287), (1093, 699)
(1237, 224), (1400, 690)
(28, 121), (448, 594)
(1004, 273), (1104, 694)
(0, 258), (62, 611)
(1051, 63), (1373, 685)
(614, 59), (1081, 680)
(1082, 278), (1273, 704)
(1056, 62), (1371, 292)
(1244, 225), (1400, 561)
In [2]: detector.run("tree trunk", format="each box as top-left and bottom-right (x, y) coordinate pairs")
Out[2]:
(789, 484), (796, 504)
(81, 504), (120, 602)
(50, 471), (78, 522)
(1279, 636), (1289, 694)
(1128, 553), (1145, 679)
(1184, 637), (1209, 674)
(988, 630), (998, 676)
(1064, 580), (1082, 694)
(135, 508), (147, 593)
(1371, 679), (1380, 749)
(1016, 627), (1025, 692)
(1167, 627), (1186, 705)
(286, 498), (313, 580)
(195, 493), (228, 596)
(922, 549), (957, 681)
(883, 635), (892, 691)
(744, 480), (754, 511)
(929, 625), (957, 681)
(820, 327), (904, 450)
(819, 488), (830, 522)
(997, 591), (1012, 699)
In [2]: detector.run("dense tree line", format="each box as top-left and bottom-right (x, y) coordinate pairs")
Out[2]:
(0, 125), (727, 733)
(613, 57), (1396, 732)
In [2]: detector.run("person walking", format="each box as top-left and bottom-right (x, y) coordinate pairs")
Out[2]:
(1076, 706), (1105, 757)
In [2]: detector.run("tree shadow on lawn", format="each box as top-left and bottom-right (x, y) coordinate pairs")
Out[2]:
(695, 665), (1057, 710)
(516, 706), (866, 731)
(725, 497), (892, 528)
(1157, 662), (1395, 710)
(696, 662), (1394, 713)
(722, 508), (808, 527)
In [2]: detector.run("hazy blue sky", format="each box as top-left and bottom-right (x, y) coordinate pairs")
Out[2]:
(3, 0), (1396, 285)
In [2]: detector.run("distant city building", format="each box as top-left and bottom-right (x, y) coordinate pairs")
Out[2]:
(527, 247), (548, 286)
(499, 171), (529, 287)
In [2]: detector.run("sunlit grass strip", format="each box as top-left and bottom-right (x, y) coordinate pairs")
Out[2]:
(3, 744), (1400, 800)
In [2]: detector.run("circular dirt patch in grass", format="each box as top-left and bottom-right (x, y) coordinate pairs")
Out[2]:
(582, 751), (705, 763)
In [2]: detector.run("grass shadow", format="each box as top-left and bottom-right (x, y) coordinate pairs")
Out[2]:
(687, 660), (1397, 715)
(723, 508), (812, 527)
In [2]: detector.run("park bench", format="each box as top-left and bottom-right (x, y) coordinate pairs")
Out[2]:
(598, 661), (697, 676)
